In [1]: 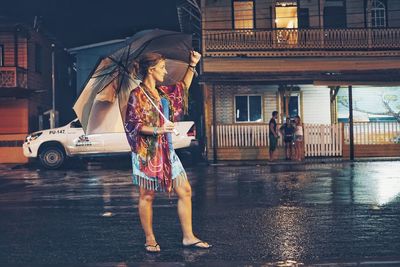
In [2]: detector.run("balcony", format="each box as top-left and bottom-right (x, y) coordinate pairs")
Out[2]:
(0, 67), (28, 88)
(204, 28), (400, 57)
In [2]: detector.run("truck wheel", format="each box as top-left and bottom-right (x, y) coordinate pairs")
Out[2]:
(39, 146), (65, 169)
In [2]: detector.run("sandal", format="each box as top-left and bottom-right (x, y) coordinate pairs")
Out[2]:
(144, 242), (160, 253)
(182, 240), (212, 249)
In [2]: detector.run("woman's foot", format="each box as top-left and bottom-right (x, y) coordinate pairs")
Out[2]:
(182, 238), (212, 249)
(145, 240), (161, 253)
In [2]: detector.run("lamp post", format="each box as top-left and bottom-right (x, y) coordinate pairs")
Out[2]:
(50, 43), (56, 128)
(348, 85), (354, 160)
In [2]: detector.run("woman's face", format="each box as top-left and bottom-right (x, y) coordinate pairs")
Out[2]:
(149, 59), (167, 83)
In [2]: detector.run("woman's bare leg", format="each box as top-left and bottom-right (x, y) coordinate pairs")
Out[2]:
(174, 179), (210, 248)
(138, 187), (160, 252)
(295, 141), (300, 161)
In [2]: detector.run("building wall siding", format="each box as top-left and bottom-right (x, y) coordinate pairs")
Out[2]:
(0, 98), (29, 134)
(203, 0), (232, 30)
(17, 35), (28, 68)
(347, 0), (365, 28)
(202, 0), (400, 30)
(212, 84), (331, 124)
(301, 0), (322, 28)
(213, 84), (279, 124)
(255, 0), (271, 29)
(265, 87), (278, 121)
(0, 33), (15, 66)
(0, 32), (28, 68)
(388, 1), (400, 27)
(0, 22), (76, 163)
(301, 85), (331, 124)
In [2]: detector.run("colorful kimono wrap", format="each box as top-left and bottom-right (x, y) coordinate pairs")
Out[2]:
(124, 82), (188, 192)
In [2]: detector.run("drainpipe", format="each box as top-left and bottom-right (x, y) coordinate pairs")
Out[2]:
(348, 85), (354, 160)
(212, 84), (218, 163)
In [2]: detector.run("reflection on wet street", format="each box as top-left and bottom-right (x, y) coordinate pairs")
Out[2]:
(0, 160), (399, 265)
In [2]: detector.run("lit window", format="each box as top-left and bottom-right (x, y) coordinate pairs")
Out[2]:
(371, 0), (386, 28)
(235, 95), (262, 122)
(233, 1), (254, 29)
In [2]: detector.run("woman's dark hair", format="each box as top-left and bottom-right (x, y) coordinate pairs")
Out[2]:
(131, 52), (165, 79)
(272, 111), (278, 117)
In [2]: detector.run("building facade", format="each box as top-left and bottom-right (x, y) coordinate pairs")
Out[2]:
(0, 18), (75, 163)
(68, 39), (126, 95)
(194, 0), (400, 160)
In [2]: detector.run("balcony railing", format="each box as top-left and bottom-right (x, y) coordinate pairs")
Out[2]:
(0, 67), (28, 88)
(210, 122), (400, 157)
(344, 121), (400, 145)
(210, 123), (343, 157)
(204, 28), (400, 55)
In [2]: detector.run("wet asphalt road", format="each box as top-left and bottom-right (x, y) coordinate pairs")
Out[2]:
(0, 158), (400, 266)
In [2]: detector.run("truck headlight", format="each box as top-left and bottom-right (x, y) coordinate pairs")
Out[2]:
(26, 132), (43, 142)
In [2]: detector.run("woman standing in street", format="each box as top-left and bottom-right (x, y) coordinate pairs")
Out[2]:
(124, 51), (211, 252)
(294, 115), (304, 161)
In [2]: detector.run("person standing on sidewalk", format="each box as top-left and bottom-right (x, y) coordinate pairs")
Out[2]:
(294, 115), (304, 161)
(124, 51), (211, 252)
(280, 117), (295, 160)
(269, 111), (279, 161)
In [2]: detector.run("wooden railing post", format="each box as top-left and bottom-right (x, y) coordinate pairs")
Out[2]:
(368, 27), (372, 49)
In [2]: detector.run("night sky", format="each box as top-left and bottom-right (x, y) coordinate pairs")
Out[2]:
(1, 0), (180, 48)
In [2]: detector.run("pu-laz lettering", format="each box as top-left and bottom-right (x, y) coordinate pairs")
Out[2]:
(49, 130), (65, 134)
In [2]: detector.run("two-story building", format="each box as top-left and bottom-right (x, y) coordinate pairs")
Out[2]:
(0, 17), (75, 163)
(184, 0), (400, 161)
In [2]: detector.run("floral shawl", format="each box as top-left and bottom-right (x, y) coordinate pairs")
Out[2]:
(124, 81), (187, 192)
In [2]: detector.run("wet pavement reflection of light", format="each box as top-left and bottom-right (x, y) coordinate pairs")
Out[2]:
(0, 160), (399, 265)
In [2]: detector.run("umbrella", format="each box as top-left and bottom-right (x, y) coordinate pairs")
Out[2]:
(73, 29), (192, 134)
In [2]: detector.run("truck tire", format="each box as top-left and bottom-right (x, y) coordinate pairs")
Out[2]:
(39, 146), (65, 169)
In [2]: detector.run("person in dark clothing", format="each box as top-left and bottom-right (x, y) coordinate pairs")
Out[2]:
(280, 117), (295, 160)
(269, 111), (279, 161)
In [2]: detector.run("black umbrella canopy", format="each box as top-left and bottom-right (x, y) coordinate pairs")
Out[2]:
(73, 29), (193, 134)
(112, 29), (192, 64)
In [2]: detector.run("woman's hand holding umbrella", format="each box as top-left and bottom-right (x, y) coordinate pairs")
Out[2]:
(189, 51), (201, 66)
(182, 51), (201, 90)
(161, 121), (175, 134)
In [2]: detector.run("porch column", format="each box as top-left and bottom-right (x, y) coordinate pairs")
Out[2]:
(212, 84), (218, 163)
(348, 85), (355, 160)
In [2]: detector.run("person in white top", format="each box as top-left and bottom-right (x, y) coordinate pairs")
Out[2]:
(294, 115), (304, 161)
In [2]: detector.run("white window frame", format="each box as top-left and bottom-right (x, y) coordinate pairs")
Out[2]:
(234, 94), (263, 123)
(371, 0), (386, 28)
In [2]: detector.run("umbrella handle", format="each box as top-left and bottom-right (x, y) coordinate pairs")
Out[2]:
(165, 119), (180, 136)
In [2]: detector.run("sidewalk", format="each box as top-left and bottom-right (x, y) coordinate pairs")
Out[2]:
(208, 156), (400, 166)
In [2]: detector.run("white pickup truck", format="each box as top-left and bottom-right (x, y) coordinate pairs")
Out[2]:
(23, 119), (198, 169)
